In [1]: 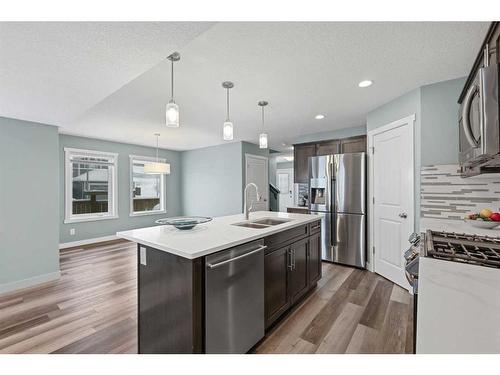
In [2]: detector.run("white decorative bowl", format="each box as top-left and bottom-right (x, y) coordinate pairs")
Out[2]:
(463, 219), (500, 229)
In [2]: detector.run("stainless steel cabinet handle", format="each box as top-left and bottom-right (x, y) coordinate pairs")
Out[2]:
(292, 249), (296, 270)
(399, 213), (408, 219)
(288, 249), (293, 270)
(207, 245), (267, 269)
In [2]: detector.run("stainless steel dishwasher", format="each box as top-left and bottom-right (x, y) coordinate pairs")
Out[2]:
(205, 239), (266, 354)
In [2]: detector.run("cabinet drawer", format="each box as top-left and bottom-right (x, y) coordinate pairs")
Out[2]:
(309, 220), (321, 234)
(264, 224), (309, 254)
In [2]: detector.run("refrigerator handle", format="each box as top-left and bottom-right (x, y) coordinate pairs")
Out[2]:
(331, 212), (337, 247)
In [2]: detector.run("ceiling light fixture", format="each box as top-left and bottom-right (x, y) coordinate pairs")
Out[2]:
(358, 80), (373, 88)
(144, 133), (171, 174)
(258, 101), (269, 149)
(315, 114), (325, 120)
(222, 81), (234, 141)
(165, 52), (180, 128)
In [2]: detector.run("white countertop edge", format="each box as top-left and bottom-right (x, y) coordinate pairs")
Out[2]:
(117, 212), (322, 259)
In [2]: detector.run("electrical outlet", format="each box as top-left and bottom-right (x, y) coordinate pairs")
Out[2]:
(70, 228), (76, 236)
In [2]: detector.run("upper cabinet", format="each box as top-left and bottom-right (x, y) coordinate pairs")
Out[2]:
(293, 135), (367, 183)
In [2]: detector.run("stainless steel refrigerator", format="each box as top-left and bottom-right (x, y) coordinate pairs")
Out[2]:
(308, 153), (366, 268)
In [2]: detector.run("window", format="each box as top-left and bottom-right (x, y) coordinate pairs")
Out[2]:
(64, 148), (118, 223)
(130, 155), (166, 216)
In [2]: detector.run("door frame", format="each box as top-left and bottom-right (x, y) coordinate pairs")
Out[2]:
(276, 167), (294, 212)
(245, 153), (269, 211)
(367, 114), (416, 278)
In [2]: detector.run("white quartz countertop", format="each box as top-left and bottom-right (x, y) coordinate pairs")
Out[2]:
(117, 211), (322, 259)
(420, 217), (500, 238)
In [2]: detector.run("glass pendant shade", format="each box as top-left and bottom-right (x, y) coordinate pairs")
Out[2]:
(144, 161), (171, 175)
(223, 121), (234, 141)
(166, 101), (179, 128)
(259, 133), (268, 149)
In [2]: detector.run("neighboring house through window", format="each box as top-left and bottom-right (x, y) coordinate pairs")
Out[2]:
(130, 155), (166, 216)
(64, 148), (118, 223)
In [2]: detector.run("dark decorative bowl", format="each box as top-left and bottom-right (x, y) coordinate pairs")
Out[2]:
(155, 216), (213, 230)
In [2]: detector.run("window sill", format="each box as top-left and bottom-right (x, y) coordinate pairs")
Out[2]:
(129, 210), (166, 218)
(64, 215), (119, 224)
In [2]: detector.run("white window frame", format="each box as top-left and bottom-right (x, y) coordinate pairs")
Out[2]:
(64, 147), (119, 224)
(129, 155), (167, 217)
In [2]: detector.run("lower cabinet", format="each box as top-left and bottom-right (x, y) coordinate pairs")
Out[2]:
(264, 222), (322, 329)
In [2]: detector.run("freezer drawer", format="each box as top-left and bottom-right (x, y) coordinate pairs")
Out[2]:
(205, 240), (265, 354)
(333, 213), (366, 268)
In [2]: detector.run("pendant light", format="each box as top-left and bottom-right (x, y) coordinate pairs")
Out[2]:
(222, 81), (234, 141)
(165, 52), (180, 128)
(258, 101), (269, 149)
(144, 133), (171, 174)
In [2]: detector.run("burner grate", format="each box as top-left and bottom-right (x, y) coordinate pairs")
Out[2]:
(425, 230), (500, 268)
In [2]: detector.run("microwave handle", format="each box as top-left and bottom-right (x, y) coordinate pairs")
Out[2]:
(461, 83), (480, 148)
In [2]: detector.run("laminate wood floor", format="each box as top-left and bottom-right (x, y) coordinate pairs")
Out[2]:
(0, 240), (413, 354)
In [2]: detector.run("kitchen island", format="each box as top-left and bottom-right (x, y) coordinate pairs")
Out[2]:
(117, 211), (322, 354)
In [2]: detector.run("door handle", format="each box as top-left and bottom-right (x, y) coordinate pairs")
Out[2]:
(461, 83), (480, 148)
(207, 245), (267, 269)
(399, 213), (408, 219)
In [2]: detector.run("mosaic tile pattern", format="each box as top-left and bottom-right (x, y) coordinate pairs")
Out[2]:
(421, 164), (500, 220)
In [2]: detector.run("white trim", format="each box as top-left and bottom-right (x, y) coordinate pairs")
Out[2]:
(64, 147), (119, 224)
(129, 155), (167, 216)
(276, 167), (294, 211)
(59, 235), (119, 249)
(245, 153), (269, 211)
(367, 114), (416, 275)
(0, 271), (60, 295)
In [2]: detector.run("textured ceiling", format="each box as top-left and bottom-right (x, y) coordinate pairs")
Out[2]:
(1, 22), (490, 151)
(0, 22), (215, 125)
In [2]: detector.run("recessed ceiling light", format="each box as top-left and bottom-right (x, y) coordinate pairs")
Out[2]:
(315, 114), (325, 120)
(358, 80), (373, 88)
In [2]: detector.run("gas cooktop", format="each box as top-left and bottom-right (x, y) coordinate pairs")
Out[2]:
(424, 230), (500, 269)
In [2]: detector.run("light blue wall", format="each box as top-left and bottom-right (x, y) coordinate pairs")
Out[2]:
(277, 161), (293, 169)
(293, 125), (366, 144)
(0, 117), (60, 290)
(367, 88), (422, 229)
(59, 134), (182, 243)
(242, 141), (270, 204)
(421, 77), (466, 165)
(181, 142), (243, 217)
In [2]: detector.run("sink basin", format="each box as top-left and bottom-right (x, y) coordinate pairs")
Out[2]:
(251, 218), (291, 226)
(231, 217), (292, 229)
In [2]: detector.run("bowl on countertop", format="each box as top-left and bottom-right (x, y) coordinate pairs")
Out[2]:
(463, 219), (500, 229)
(156, 216), (212, 230)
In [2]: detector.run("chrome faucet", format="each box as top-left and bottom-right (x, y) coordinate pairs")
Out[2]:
(243, 183), (261, 220)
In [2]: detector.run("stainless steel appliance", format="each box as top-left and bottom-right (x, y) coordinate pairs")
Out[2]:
(308, 153), (366, 267)
(404, 232), (421, 354)
(459, 23), (500, 177)
(205, 239), (266, 353)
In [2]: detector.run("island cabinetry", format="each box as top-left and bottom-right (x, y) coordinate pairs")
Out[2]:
(264, 220), (322, 328)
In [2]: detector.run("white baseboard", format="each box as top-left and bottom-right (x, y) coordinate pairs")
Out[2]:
(59, 235), (119, 249)
(0, 271), (61, 295)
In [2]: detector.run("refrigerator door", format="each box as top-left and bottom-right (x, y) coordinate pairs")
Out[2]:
(309, 155), (333, 212)
(333, 153), (366, 215)
(332, 213), (366, 268)
(309, 211), (333, 261)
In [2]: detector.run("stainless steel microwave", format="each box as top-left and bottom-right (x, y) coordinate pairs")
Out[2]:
(459, 60), (499, 176)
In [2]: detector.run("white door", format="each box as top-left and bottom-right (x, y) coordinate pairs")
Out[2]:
(370, 115), (415, 289)
(277, 168), (294, 212)
(245, 154), (269, 211)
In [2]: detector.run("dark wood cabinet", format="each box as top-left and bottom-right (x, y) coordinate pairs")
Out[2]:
(264, 245), (291, 327)
(340, 136), (366, 153)
(293, 144), (316, 183)
(287, 207), (309, 214)
(308, 232), (321, 285)
(289, 238), (309, 303)
(316, 140), (340, 156)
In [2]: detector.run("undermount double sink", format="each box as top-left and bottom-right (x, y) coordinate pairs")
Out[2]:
(232, 217), (291, 229)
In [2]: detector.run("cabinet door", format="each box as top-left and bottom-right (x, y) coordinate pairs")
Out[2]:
(289, 238), (309, 303)
(308, 232), (322, 285)
(316, 140), (340, 156)
(340, 136), (366, 153)
(294, 144), (316, 183)
(264, 246), (291, 328)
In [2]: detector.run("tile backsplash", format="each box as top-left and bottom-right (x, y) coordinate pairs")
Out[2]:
(421, 164), (500, 220)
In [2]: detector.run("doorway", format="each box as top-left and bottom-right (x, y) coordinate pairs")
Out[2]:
(368, 114), (415, 290)
(276, 168), (294, 212)
(245, 154), (269, 211)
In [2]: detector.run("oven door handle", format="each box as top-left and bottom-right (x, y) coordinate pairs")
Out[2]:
(461, 83), (480, 148)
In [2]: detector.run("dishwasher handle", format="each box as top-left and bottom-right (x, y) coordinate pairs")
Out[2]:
(207, 245), (267, 269)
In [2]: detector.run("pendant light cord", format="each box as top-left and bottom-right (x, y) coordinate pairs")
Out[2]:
(170, 60), (174, 101)
(226, 88), (230, 120)
(261, 106), (265, 130)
